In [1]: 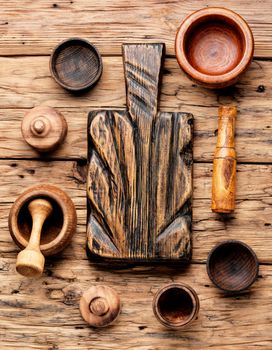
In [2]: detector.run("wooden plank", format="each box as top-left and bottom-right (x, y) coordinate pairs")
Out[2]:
(0, 258), (271, 350)
(0, 57), (271, 162)
(0, 160), (271, 263)
(0, 0), (272, 57)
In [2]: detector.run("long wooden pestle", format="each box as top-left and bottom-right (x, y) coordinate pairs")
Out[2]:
(16, 199), (53, 277)
(211, 106), (237, 213)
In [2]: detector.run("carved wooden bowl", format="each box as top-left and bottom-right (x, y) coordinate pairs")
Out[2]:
(50, 38), (103, 92)
(175, 7), (254, 88)
(207, 240), (259, 292)
(9, 184), (77, 256)
(152, 283), (199, 329)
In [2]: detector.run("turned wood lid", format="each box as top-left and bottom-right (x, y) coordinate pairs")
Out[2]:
(21, 106), (67, 152)
(80, 285), (121, 327)
(9, 184), (77, 256)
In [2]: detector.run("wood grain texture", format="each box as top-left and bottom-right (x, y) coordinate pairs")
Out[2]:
(87, 44), (193, 261)
(0, 1), (272, 348)
(0, 0), (271, 57)
(175, 7), (254, 88)
(0, 258), (271, 350)
(50, 38), (102, 92)
(0, 160), (271, 263)
(0, 57), (271, 162)
(207, 240), (259, 292)
(212, 106), (237, 213)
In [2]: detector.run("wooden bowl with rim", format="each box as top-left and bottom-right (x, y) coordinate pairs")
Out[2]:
(152, 283), (199, 329)
(9, 184), (77, 256)
(207, 240), (259, 292)
(175, 7), (254, 89)
(50, 38), (103, 92)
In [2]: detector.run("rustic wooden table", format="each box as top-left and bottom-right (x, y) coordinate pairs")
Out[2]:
(0, 1), (271, 349)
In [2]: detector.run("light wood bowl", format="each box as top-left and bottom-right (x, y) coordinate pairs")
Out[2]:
(9, 184), (77, 256)
(175, 7), (254, 88)
(207, 240), (259, 292)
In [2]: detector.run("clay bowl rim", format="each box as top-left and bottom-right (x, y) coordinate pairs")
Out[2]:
(175, 7), (254, 87)
(152, 283), (200, 329)
(206, 240), (259, 293)
(8, 184), (77, 256)
(49, 37), (103, 92)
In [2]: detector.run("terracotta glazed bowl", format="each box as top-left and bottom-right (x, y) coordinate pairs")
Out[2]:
(175, 7), (254, 88)
(50, 38), (103, 92)
(207, 240), (259, 292)
(152, 283), (199, 329)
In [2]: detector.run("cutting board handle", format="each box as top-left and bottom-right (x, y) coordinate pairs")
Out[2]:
(122, 43), (165, 121)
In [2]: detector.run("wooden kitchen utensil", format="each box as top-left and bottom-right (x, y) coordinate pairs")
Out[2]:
(9, 184), (77, 277)
(175, 7), (254, 88)
(87, 43), (193, 262)
(21, 106), (67, 153)
(50, 38), (103, 92)
(80, 285), (121, 327)
(207, 240), (259, 292)
(152, 283), (199, 329)
(211, 106), (237, 213)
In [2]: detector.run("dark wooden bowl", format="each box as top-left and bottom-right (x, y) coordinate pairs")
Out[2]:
(50, 38), (103, 92)
(152, 283), (199, 329)
(207, 240), (259, 292)
(9, 184), (77, 256)
(175, 7), (254, 89)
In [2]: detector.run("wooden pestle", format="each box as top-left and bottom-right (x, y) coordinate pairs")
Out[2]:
(211, 106), (237, 213)
(16, 199), (53, 277)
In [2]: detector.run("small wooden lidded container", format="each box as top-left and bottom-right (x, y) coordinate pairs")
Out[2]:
(21, 106), (67, 153)
(152, 283), (199, 329)
(207, 240), (259, 292)
(50, 38), (103, 92)
(9, 184), (77, 277)
(175, 7), (254, 88)
(80, 285), (121, 327)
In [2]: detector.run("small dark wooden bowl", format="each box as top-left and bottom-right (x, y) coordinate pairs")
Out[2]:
(9, 184), (77, 256)
(207, 240), (259, 292)
(50, 38), (103, 92)
(175, 7), (254, 88)
(152, 283), (199, 329)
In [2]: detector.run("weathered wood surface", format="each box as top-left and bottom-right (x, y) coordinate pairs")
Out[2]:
(0, 57), (271, 162)
(0, 160), (271, 263)
(0, 259), (272, 350)
(87, 44), (193, 261)
(0, 0), (272, 348)
(0, 0), (272, 57)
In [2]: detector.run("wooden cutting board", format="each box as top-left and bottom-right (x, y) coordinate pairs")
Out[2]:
(86, 43), (193, 262)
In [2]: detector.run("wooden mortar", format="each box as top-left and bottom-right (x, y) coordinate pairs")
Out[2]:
(9, 184), (77, 277)
(175, 7), (254, 88)
(152, 283), (199, 329)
